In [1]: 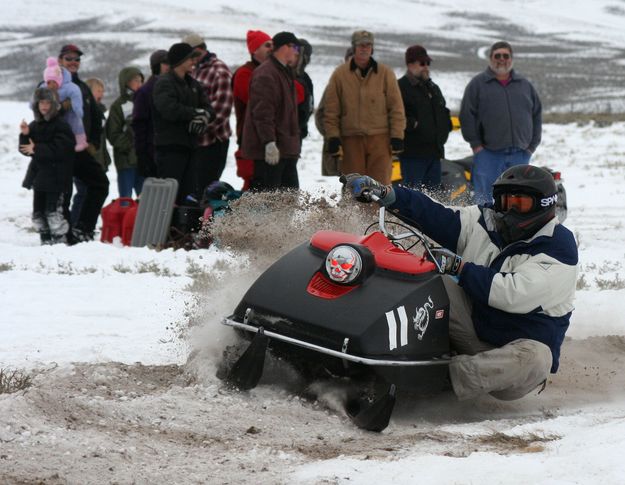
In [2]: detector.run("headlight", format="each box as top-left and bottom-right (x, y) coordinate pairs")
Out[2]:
(325, 245), (362, 284)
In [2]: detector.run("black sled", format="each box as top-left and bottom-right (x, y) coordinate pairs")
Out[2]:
(220, 201), (451, 432)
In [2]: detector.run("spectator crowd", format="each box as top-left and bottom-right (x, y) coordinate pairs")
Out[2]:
(18, 30), (542, 245)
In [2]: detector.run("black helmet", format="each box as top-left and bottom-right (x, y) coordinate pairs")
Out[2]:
(202, 181), (235, 203)
(492, 165), (558, 244)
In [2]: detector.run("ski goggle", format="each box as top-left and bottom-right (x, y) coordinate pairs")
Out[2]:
(499, 193), (535, 213)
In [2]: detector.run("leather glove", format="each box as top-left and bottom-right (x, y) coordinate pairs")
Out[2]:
(390, 138), (404, 155)
(340, 173), (396, 206)
(327, 137), (342, 157)
(265, 141), (280, 166)
(429, 248), (463, 276)
(188, 109), (210, 135)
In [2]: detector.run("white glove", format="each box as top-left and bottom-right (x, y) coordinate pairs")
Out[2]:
(265, 141), (280, 166)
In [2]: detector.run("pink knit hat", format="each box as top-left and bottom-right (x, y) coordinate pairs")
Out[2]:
(246, 30), (271, 54)
(43, 57), (63, 87)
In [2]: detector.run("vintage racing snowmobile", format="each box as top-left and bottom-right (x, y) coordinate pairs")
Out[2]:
(220, 196), (452, 432)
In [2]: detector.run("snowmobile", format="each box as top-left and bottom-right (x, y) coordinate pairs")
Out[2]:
(220, 194), (452, 432)
(439, 156), (568, 222)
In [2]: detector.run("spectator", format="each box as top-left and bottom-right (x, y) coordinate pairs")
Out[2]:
(232, 30), (273, 190)
(58, 44), (110, 243)
(241, 31), (301, 190)
(132, 49), (170, 178)
(183, 33), (233, 193)
(106, 67), (145, 198)
(315, 47), (352, 177)
(323, 30), (405, 185)
(343, 164), (577, 401)
(460, 40), (542, 204)
(398, 45), (452, 189)
(42, 57), (87, 151)
(19, 88), (74, 244)
(152, 42), (215, 204)
(293, 39), (314, 141)
(85, 78), (112, 172)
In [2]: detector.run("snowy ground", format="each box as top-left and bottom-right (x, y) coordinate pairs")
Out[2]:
(2, 2), (625, 484)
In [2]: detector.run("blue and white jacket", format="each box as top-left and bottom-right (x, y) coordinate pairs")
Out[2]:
(390, 186), (578, 372)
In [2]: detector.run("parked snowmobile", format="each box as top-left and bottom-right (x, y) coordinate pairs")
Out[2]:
(438, 156), (568, 222)
(220, 195), (452, 432)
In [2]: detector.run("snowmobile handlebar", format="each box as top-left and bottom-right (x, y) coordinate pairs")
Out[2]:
(367, 192), (447, 274)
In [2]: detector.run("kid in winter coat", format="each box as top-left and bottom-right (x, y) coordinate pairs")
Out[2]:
(106, 67), (144, 198)
(19, 88), (75, 244)
(42, 57), (88, 152)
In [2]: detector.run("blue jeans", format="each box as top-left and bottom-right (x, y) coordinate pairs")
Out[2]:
(117, 168), (144, 198)
(399, 156), (441, 189)
(472, 147), (531, 204)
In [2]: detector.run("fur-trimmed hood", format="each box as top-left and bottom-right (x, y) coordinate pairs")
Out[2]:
(32, 87), (60, 122)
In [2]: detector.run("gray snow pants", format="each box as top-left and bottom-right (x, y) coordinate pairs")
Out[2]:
(443, 276), (552, 401)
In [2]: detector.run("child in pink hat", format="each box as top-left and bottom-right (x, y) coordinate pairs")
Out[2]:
(43, 57), (88, 151)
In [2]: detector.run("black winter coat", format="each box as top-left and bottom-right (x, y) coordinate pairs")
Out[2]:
(71, 72), (103, 148)
(152, 71), (213, 149)
(398, 74), (452, 159)
(20, 117), (75, 193)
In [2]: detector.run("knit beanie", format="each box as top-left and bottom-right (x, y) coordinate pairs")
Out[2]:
(247, 30), (271, 54)
(149, 49), (169, 74)
(167, 43), (199, 68)
(405, 45), (432, 65)
(43, 57), (63, 87)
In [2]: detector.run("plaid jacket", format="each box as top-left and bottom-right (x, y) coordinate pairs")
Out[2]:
(193, 52), (233, 146)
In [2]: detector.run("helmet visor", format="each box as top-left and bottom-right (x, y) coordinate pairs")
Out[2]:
(499, 193), (535, 213)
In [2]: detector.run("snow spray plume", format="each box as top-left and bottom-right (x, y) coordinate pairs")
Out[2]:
(186, 189), (375, 383)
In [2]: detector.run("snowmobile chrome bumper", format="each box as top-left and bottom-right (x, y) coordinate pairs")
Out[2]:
(222, 317), (450, 367)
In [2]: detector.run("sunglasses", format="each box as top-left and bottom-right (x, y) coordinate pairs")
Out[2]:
(493, 52), (511, 60)
(500, 193), (534, 213)
(63, 56), (81, 62)
(419, 60), (431, 67)
(288, 43), (300, 52)
(263, 42), (273, 48)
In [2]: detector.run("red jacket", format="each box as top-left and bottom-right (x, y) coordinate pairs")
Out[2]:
(232, 60), (257, 144)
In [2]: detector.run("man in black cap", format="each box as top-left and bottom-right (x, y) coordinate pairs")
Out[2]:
(132, 49), (170, 178)
(398, 45), (452, 189)
(241, 31), (301, 190)
(58, 44), (110, 243)
(152, 43), (215, 204)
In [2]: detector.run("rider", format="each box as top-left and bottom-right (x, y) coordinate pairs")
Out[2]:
(343, 165), (578, 401)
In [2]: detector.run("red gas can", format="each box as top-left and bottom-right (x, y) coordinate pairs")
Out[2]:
(121, 203), (138, 246)
(100, 198), (137, 243)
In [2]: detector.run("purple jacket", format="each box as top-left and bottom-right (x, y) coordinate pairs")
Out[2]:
(132, 75), (157, 163)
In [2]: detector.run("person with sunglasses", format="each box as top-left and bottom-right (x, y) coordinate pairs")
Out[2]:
(397, 45), (452, 190)
(241, 31), (302, 190)
(342, 164), (577, 403)
(460, 41), (542, 205)
(57, 44), (110, 243)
